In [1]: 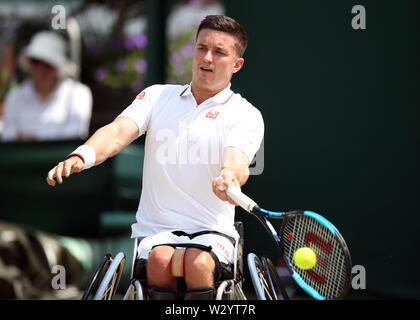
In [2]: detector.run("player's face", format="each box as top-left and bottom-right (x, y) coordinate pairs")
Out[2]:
(192, 28), (244, 93)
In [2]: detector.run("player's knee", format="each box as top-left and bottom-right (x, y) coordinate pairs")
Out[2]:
(184, 248), (215, 274)
(147, 246), (174, 282)
(148, 246), (173, 268)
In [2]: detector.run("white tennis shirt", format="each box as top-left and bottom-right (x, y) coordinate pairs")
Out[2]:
(118, 83), (264, 239)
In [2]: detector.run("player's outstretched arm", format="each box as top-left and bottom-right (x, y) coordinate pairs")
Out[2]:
(212, 147), (250, 205)
(46, 117), (139, 186)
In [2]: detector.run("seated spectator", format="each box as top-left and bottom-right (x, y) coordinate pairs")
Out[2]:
(1, 31), (92, 142)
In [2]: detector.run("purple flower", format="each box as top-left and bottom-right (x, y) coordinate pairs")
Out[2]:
(181, 44), (195, 58)
(134, 58), (147, 74)
(94, 67), (108, 82)
(133, 34), (148, 49)
(124, 34), (148, 50)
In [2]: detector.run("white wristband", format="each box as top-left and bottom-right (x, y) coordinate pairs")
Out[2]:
(67, 145), (96, 170)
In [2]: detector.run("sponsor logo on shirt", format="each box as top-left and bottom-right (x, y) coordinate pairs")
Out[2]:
(205, 110), (220, 119)
(136, 92), (146, 100)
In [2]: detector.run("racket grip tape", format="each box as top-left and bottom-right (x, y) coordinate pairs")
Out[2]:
(226, 186), (258, 213)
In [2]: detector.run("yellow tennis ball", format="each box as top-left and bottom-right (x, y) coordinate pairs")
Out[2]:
(293, 247), (317, 270)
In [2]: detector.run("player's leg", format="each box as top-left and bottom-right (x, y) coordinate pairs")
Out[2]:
(184, 233), (236, 288)
(183, 248), (216, 290)
(147, 245), (178, 292)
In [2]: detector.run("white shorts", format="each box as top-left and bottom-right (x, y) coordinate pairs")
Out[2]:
(136, 231), (236, 265)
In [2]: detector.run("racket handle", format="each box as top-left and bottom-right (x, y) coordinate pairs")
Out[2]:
(226, 186), (258, 213)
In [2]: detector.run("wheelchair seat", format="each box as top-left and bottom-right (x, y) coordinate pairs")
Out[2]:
(124, 221), (246, 300)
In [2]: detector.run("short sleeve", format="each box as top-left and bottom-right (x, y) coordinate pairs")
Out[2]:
(117, 86), (156, 137)
(224, 106), (264, 163)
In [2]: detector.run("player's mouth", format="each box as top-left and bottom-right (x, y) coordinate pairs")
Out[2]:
(200, 66), (213, 73)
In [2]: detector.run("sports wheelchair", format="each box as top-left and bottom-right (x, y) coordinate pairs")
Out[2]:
(81, 222), (247, 300)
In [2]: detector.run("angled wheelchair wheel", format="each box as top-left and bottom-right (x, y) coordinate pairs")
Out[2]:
(93, 252), (126, 300)
(247, 253), (275, 300)
(81, 253), (112, 300)
(261, 256), (290, 300)
(260, 256), (278, 300)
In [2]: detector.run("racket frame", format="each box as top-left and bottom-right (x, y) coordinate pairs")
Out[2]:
(227, 186), (352, 300)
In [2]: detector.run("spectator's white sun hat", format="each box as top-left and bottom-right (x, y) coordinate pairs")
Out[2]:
(18, 31), (77, 78)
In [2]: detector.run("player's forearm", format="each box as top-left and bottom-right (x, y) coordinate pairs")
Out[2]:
(220, 147), (250, 186)
(67, 117), (139, 170)
(213, 148), (250, 205)
(47, 119), (134, 186)
(83, 122), (126, 166)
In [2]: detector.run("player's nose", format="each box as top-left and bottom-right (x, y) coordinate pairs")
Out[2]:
(202, 49), (213, 62)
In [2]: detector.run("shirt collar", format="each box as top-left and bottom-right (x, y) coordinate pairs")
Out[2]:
(180, 83), (234, 105)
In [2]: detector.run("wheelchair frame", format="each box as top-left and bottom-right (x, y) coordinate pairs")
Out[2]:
(83, 222), (247, 300)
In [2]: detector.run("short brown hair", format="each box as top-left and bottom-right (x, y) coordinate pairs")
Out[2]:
(196, 15), (248, 57)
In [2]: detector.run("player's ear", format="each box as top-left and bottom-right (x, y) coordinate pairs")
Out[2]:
(232, 57), (244, 74)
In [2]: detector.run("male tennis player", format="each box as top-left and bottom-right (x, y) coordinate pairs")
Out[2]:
(47, 15), (264, 300)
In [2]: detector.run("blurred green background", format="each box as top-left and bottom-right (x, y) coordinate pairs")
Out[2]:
(0, 0), (418, 299)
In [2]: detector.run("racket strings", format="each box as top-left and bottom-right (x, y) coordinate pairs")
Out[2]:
(283, 215), (348, 299)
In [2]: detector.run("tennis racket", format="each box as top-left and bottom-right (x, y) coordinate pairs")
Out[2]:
(226, 186), (352, 300)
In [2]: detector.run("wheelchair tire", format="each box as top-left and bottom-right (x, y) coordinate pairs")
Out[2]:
(263, 257), (290, 300)
(247, 253), (274, 300)
(261, 256), (279, 300)
(94, 252), (126, 300)
(81, 253), (112, 300)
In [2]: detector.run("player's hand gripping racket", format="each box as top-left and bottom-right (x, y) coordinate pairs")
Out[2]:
(226, 186), (352, 300)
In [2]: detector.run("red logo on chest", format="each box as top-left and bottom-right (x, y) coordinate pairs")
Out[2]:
(205, 110), (220, 119)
